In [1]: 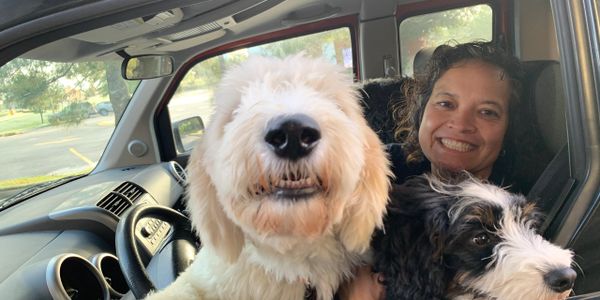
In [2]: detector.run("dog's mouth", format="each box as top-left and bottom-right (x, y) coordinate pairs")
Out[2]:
(251, 173), (323, 200)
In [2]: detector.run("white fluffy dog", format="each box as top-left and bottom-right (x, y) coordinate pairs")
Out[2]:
(146, 55), (391, 300)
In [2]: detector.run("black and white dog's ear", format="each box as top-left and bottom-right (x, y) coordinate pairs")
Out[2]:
(414, 188), (452, 299)
(518, 196), (546, 233)
(423, 197), (451, 261)
(371, 176), (451, 299)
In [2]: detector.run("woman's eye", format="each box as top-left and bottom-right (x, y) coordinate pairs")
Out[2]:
(472, 232), (491, 246)
(436, 101), (454, 109)
(480, 109), (500, 119)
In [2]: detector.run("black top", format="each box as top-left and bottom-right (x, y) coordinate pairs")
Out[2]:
(387, 143), (508, 189)
(387, 143), (430, 185)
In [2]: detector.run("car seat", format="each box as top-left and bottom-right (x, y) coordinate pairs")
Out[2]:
(519, 60), (574, 235)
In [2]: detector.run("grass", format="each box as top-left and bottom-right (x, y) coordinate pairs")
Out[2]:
(0, 169), (92, 190)
(0, 174), (67, 190)
(0, 111), (50, 136)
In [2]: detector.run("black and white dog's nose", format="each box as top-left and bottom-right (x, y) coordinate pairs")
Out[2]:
(544, 267), (577, 293)
(264, 114), (320, 161)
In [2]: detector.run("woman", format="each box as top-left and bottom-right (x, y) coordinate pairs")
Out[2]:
(388, 41), (524, 186)
(340, 41), (525, 300)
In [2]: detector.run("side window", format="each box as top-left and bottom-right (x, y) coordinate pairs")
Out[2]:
(168, 27), (353, 152)
(399, 4), (493, 76)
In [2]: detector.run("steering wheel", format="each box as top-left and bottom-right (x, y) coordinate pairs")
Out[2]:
(115, 204), (198, 299)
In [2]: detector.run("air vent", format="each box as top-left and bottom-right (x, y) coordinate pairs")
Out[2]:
(166, 22), (221, 40)
(168, 161), (187, 186)
(97, 182), (145, 217)
(233, 0), (286, 23)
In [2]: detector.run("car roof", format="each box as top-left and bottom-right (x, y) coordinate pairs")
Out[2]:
(0, 0), (385, 65)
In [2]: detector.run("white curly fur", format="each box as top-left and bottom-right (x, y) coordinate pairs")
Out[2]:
(145, 55), (391, 300)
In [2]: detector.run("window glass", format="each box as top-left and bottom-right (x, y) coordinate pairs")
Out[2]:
(168, 27), (353, 152)
(399, 4), (493, 76)
(0, 57), (139, 206)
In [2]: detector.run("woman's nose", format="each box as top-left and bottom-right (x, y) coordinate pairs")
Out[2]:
(446, 111), (476, 133)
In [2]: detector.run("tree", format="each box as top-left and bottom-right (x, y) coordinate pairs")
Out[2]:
(0, 59), (71, 123)
(105, 61), (132, 123)
(0, 57), (138, 126)
(399, 4), (493, 75)
(257, 28), (351, 65)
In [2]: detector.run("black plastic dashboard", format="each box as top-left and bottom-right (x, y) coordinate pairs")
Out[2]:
(0, 161), (186, 299)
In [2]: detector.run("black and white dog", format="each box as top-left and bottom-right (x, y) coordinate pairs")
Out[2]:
(372, 174), (576, 300)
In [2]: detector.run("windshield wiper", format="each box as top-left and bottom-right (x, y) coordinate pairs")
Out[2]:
(0, 175), (85, 211)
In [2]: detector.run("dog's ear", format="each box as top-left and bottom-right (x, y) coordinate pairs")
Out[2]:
(421, 195), (450, 299)
(339, 127), (392, 253)
(372, 180), (451, 299)
(186, 150), (245, 263)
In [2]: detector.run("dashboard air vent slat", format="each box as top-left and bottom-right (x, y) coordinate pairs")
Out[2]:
(114, 182), (144, 202)
(174, 163), (186, 183)
(168, 161), (187, 186)
(97, 182), (146, 217)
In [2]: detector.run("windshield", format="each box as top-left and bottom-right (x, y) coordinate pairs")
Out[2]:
(0, 56), (140, 206)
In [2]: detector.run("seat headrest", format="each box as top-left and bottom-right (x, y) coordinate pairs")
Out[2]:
(521, 60), (566, 155)
(412, 47), (436, 77)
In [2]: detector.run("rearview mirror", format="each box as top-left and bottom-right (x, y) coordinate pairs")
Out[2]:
(173, 116), (204, 153)
(122, 55), (174, 80)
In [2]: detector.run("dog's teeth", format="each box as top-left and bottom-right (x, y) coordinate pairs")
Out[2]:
(317, 177), (323, 187)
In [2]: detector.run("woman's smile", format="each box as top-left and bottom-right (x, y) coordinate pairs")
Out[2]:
(438, 138), (476, 152)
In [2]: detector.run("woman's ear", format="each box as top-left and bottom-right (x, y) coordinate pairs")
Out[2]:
(339, 127), (392, 253)
(185, 150), (244, 263)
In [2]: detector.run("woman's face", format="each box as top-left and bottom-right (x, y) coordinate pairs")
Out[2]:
(418, 60), (511, 179)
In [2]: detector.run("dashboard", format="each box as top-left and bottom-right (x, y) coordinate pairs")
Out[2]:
(0, 161), (186, 299)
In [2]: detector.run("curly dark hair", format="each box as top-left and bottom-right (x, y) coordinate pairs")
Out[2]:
(393, 41), (525, 184)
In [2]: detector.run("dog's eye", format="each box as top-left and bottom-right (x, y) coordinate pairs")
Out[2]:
(472, 233), (491, 246)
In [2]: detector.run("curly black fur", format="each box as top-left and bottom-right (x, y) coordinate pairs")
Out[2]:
(371, 176), (454, 300)
(358, 77), (411, 144)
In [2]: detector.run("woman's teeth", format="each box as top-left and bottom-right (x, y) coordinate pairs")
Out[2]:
(440, 138), (474, 152)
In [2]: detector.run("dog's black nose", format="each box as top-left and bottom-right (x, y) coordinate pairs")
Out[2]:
(264, 114), (320, 160)
(544, 267), (576, 293)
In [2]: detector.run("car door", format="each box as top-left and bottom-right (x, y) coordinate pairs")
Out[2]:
(547, 0), (600, 297)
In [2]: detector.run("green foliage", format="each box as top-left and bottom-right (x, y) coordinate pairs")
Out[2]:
(47, 102), (93, 126)
(0, 112), (47, 136)
(0, 59), (71, 117)
(399, 4), (493, 75)
(258, 29), (351, 65)
(0, 56), (141, 127)
(177, 28), (352, 93)
(179, 52), (246, 91)
(177, 117), (204, 136)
